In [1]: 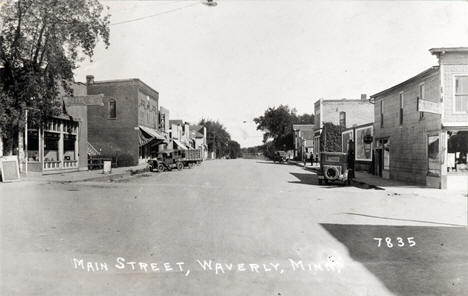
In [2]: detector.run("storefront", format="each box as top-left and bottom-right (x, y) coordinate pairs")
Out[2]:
(443, 128), (468, 190)
(26, 116), (79, 172)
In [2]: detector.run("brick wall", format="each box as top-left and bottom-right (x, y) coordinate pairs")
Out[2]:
(87, 81), (140, 164)
(373, 70), (441, 184)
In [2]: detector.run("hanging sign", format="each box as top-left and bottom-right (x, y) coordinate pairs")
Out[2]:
(418, 98), (442, 114)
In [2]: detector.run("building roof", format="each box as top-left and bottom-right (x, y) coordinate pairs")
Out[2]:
(370, 66), (439, 99)
(169, 119), (184, 125)
(314, 98), (368, 106)
(429, 47), (468, 55)
(87, 77), (159, 96)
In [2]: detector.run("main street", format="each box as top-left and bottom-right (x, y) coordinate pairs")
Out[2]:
(1, 159), (467, 295)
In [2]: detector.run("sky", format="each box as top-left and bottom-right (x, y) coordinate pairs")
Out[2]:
(74, 0), (468, 147)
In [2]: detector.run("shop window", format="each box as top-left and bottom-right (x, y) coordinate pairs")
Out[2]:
(447, 131), (468, 173)
(108, 99), (116, 119)
(64, 134), (76, 161)
(455, 76), (468, 113)
(44, 132), (59, 162)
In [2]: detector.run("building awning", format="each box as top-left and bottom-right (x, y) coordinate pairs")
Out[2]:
(173, 139), (190, 150)
(138, 125), (167, 146)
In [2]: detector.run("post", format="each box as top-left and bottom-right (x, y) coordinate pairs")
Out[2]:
(25, 109), (28, 175)
(0, 128), (3, 157)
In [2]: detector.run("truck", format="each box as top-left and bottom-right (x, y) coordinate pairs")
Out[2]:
(147, 149), (203, 172)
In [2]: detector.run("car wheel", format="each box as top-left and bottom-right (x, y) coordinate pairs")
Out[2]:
(157, 164), (165, 172)
(176, 162), (184, 170)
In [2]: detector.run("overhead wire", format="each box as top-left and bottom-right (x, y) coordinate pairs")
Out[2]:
(110, 1), (200, 26)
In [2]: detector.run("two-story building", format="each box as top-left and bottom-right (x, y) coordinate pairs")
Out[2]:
(370, 47), (468, 189)
(313, 95), (374, 159)
(86, 75), (166, 166)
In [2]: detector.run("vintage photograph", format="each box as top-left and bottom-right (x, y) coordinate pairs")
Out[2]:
(1, 0), (468, 295)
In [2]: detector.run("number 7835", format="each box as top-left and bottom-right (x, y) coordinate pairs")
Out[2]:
(373, 237), (416, 248)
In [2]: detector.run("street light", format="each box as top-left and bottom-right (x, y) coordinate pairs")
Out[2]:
(202, 0), (218, 7)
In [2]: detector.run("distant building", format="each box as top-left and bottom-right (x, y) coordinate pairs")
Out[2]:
(86, 75), (166, 166)
(293, 124), (314, 160)
(159, 106), (170, 133)
(168, 120), (191, 150)
(371, 47), (468, 189)
(189, 125), (208, 159)
(313, 95), (374, 158)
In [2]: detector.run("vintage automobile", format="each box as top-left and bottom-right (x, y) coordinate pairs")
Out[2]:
(147, 149), (203, 172)
(272, 151), (288, 164)
(317, 152), (352, 185)
(147, 150), (184, 172)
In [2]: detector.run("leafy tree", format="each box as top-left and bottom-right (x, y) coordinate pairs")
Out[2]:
(0, 0), (110, 153)
(227, 140), (241, 159)
(254, 105), (314, 151)
(199, 119), (231, 158)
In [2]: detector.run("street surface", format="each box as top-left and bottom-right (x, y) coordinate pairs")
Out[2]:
(1, 159), (467, 295)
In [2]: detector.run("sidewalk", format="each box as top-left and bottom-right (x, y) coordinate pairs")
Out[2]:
(290, 159), (467, 197)
(21, 164), (149, 183)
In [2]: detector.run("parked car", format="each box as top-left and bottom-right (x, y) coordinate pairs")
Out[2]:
(272, 151), (288, 164)
(317, 152), (352, 185)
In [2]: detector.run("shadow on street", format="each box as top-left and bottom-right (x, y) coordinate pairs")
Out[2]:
(321, 223), (468, 296)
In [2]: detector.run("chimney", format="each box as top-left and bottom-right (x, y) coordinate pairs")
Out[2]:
(361, 93), (367, 101)
(86, 75), (95, 85)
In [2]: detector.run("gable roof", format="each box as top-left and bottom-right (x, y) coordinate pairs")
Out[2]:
(370, 66), (439, 99)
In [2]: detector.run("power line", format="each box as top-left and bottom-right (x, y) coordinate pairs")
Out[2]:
(110, 1), (199, 26)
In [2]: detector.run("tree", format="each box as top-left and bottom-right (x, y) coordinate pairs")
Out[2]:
(227, 140), (241, 159)
(0, 0), (110, 152)
(199, 119), (231, 158)
(254, 105), (314, 151)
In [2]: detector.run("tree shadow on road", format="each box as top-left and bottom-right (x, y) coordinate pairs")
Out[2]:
(321, 223), (468, 296)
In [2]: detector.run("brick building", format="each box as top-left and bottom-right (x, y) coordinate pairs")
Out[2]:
(313, 95), (374, 158)
(86, 75), (166, 166)
(371, 47), (468, 189)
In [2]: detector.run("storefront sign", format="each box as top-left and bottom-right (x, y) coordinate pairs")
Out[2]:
(418, 98), (441, 114)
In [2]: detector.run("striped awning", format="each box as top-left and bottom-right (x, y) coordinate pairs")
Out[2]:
(138, 126), (167, 146)
(173, 139), (189, 150)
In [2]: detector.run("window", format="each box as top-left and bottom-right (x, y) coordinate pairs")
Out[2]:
(339, 111), (346, 127)
(455, 76), (468, 113)
(419, 84), (425, 120)
(108, 99), (116, 119)
(427, 135), (440, 176)
(399, 92), (404, 125)
(380, 100), (384, 128)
